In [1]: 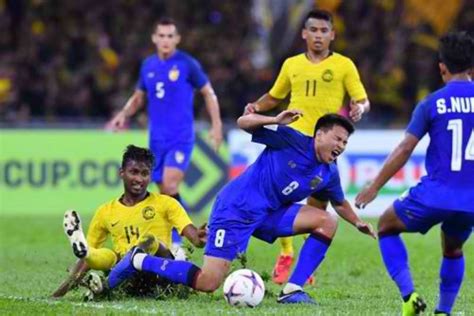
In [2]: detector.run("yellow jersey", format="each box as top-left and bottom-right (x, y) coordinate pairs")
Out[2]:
(86, 192), (192, 256)
(269, 52), (367, 136)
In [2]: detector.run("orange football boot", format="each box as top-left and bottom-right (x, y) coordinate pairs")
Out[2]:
(272, 254), (293, 284)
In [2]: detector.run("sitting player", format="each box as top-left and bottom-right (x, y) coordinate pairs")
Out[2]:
(356, 31), (473, 316)
(107, 112), (376, 304)
(52, 145), (207, 298)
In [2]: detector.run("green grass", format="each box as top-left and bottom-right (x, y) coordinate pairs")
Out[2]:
(0, 214), (473, 315)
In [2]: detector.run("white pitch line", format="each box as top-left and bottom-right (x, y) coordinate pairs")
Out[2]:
(0, 294), (161, 314)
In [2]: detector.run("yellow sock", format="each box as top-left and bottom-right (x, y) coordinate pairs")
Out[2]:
(279, 237), (294, 256)
(85, 248), (117, 271)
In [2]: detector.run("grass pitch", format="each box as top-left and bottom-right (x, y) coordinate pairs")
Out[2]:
(0, 214), (473, 315)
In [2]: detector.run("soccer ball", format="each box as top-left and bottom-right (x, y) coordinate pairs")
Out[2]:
(223, 269), (265, 307)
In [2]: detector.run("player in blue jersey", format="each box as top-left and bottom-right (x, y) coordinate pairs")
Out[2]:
(356, 32), (474, 316)
(106, 112), (376, 304)
(108, 17), (223, 249)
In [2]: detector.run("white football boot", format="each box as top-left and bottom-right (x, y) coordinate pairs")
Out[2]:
(171, 243), (187, 261)
(63, 210), (88, 258)
(81, 272), (105, 301)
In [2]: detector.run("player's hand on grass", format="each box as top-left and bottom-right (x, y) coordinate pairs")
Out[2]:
(355, 184), (378, 209)
(51, 259), (89, 298)
(197, 223), (208, 247)
(355, 221), (377, 239)
(275, 109), (302, 125)
(244, 102), (257, 115)
(108, 110), (127, 131)
(349, 100), (366, 122)
(209, 124), (223, 151)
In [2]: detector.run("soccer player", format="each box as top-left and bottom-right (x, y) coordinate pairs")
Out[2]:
(107, 112), (376, 304)
(355, 32), (474, 316)
(52, 145), (207, 298)
(108, 17), (223, 247)
(245, 9), (370, 285)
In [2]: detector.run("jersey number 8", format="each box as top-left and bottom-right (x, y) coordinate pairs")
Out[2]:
(282, 181), (299, 195)
(214, 229), (225, 248)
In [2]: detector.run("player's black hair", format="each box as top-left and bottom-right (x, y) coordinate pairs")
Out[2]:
(439, 31), (474, 74)
(314, 113), (355, 136)
(122, 145), (155, 169)
(154, 17), (180, 34)
(304, 9), (333, 28)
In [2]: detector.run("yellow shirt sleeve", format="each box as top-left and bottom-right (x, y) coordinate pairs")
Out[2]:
(86, 206), (109, 249)
(269, 59), (291, 99)
(166, 198), (193, 234)
(343, 59), (368, 101)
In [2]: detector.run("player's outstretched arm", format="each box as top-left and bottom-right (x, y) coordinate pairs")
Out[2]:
(200, 83), (223, 151)
(355, 133), (419, 209)
(108, 90), (145, 131)
(237, 109), (302, 132)
(51, 259), (90, 298)
(181, 223), (207, 248)
(244, 93), (283, 115)
(349, 98), (370, 122)
(332, 200), (376, 239)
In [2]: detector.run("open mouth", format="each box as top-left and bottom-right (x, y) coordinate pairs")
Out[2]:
(331, 149), (341, 159)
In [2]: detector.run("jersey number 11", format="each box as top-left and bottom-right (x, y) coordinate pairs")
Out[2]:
(305, 80), (317, 97)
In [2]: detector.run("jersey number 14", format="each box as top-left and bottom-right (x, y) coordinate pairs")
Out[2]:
(447, 119), (474, 171)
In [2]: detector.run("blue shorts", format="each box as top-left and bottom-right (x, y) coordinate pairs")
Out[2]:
(149, 141), (193, 183)
(393, 194), (474, 241)
(205, 199), (302, 261)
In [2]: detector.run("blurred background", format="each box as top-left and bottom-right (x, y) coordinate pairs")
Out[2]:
(0, 0), (473, 215)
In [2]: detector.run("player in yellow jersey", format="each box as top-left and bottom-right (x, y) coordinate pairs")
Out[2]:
(245, 9), (370, 285)
(52, 145), (207, 298)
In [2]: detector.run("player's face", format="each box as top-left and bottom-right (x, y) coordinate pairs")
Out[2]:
(152, 25), (180, 55)
(315, 125), (349, 163)
(120, 160), (151, 197)
(302, 18), (334, 54)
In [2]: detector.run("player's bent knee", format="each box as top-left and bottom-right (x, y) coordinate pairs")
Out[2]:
(312, 213), (337, 238)
(195, 271), (223, 292)
(377, 209), (403, 235)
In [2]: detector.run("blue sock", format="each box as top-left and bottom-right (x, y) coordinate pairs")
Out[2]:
(288, 234), (331, 286)
(437, 255), (464, 313)
(379, 234), (414, 298)
(172, 228), (182, 244)
(141, 255), (200, 287)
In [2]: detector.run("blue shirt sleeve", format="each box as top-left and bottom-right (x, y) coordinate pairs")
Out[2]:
(251, 125), (304, 149)
(188, 56), (208, 89)
(406, 99), (430, 139)
(136, 62), (146, 92)
(311, 166), (345, 205)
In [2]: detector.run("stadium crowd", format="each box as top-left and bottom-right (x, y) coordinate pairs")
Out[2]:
(0, 0), (471, 127)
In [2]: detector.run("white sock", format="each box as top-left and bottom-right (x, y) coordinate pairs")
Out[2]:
(283, 282), (303, 294)
(132, 253), (146, 270)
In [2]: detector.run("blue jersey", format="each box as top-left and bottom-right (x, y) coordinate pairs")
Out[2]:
(137, 50), (209, 144)
(406, 80), (474, 212)
(217, 125), (344, 216)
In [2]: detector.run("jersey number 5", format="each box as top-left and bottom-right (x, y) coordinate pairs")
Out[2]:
(155, 82), (165, 99)
(447, 119), (474, 171)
